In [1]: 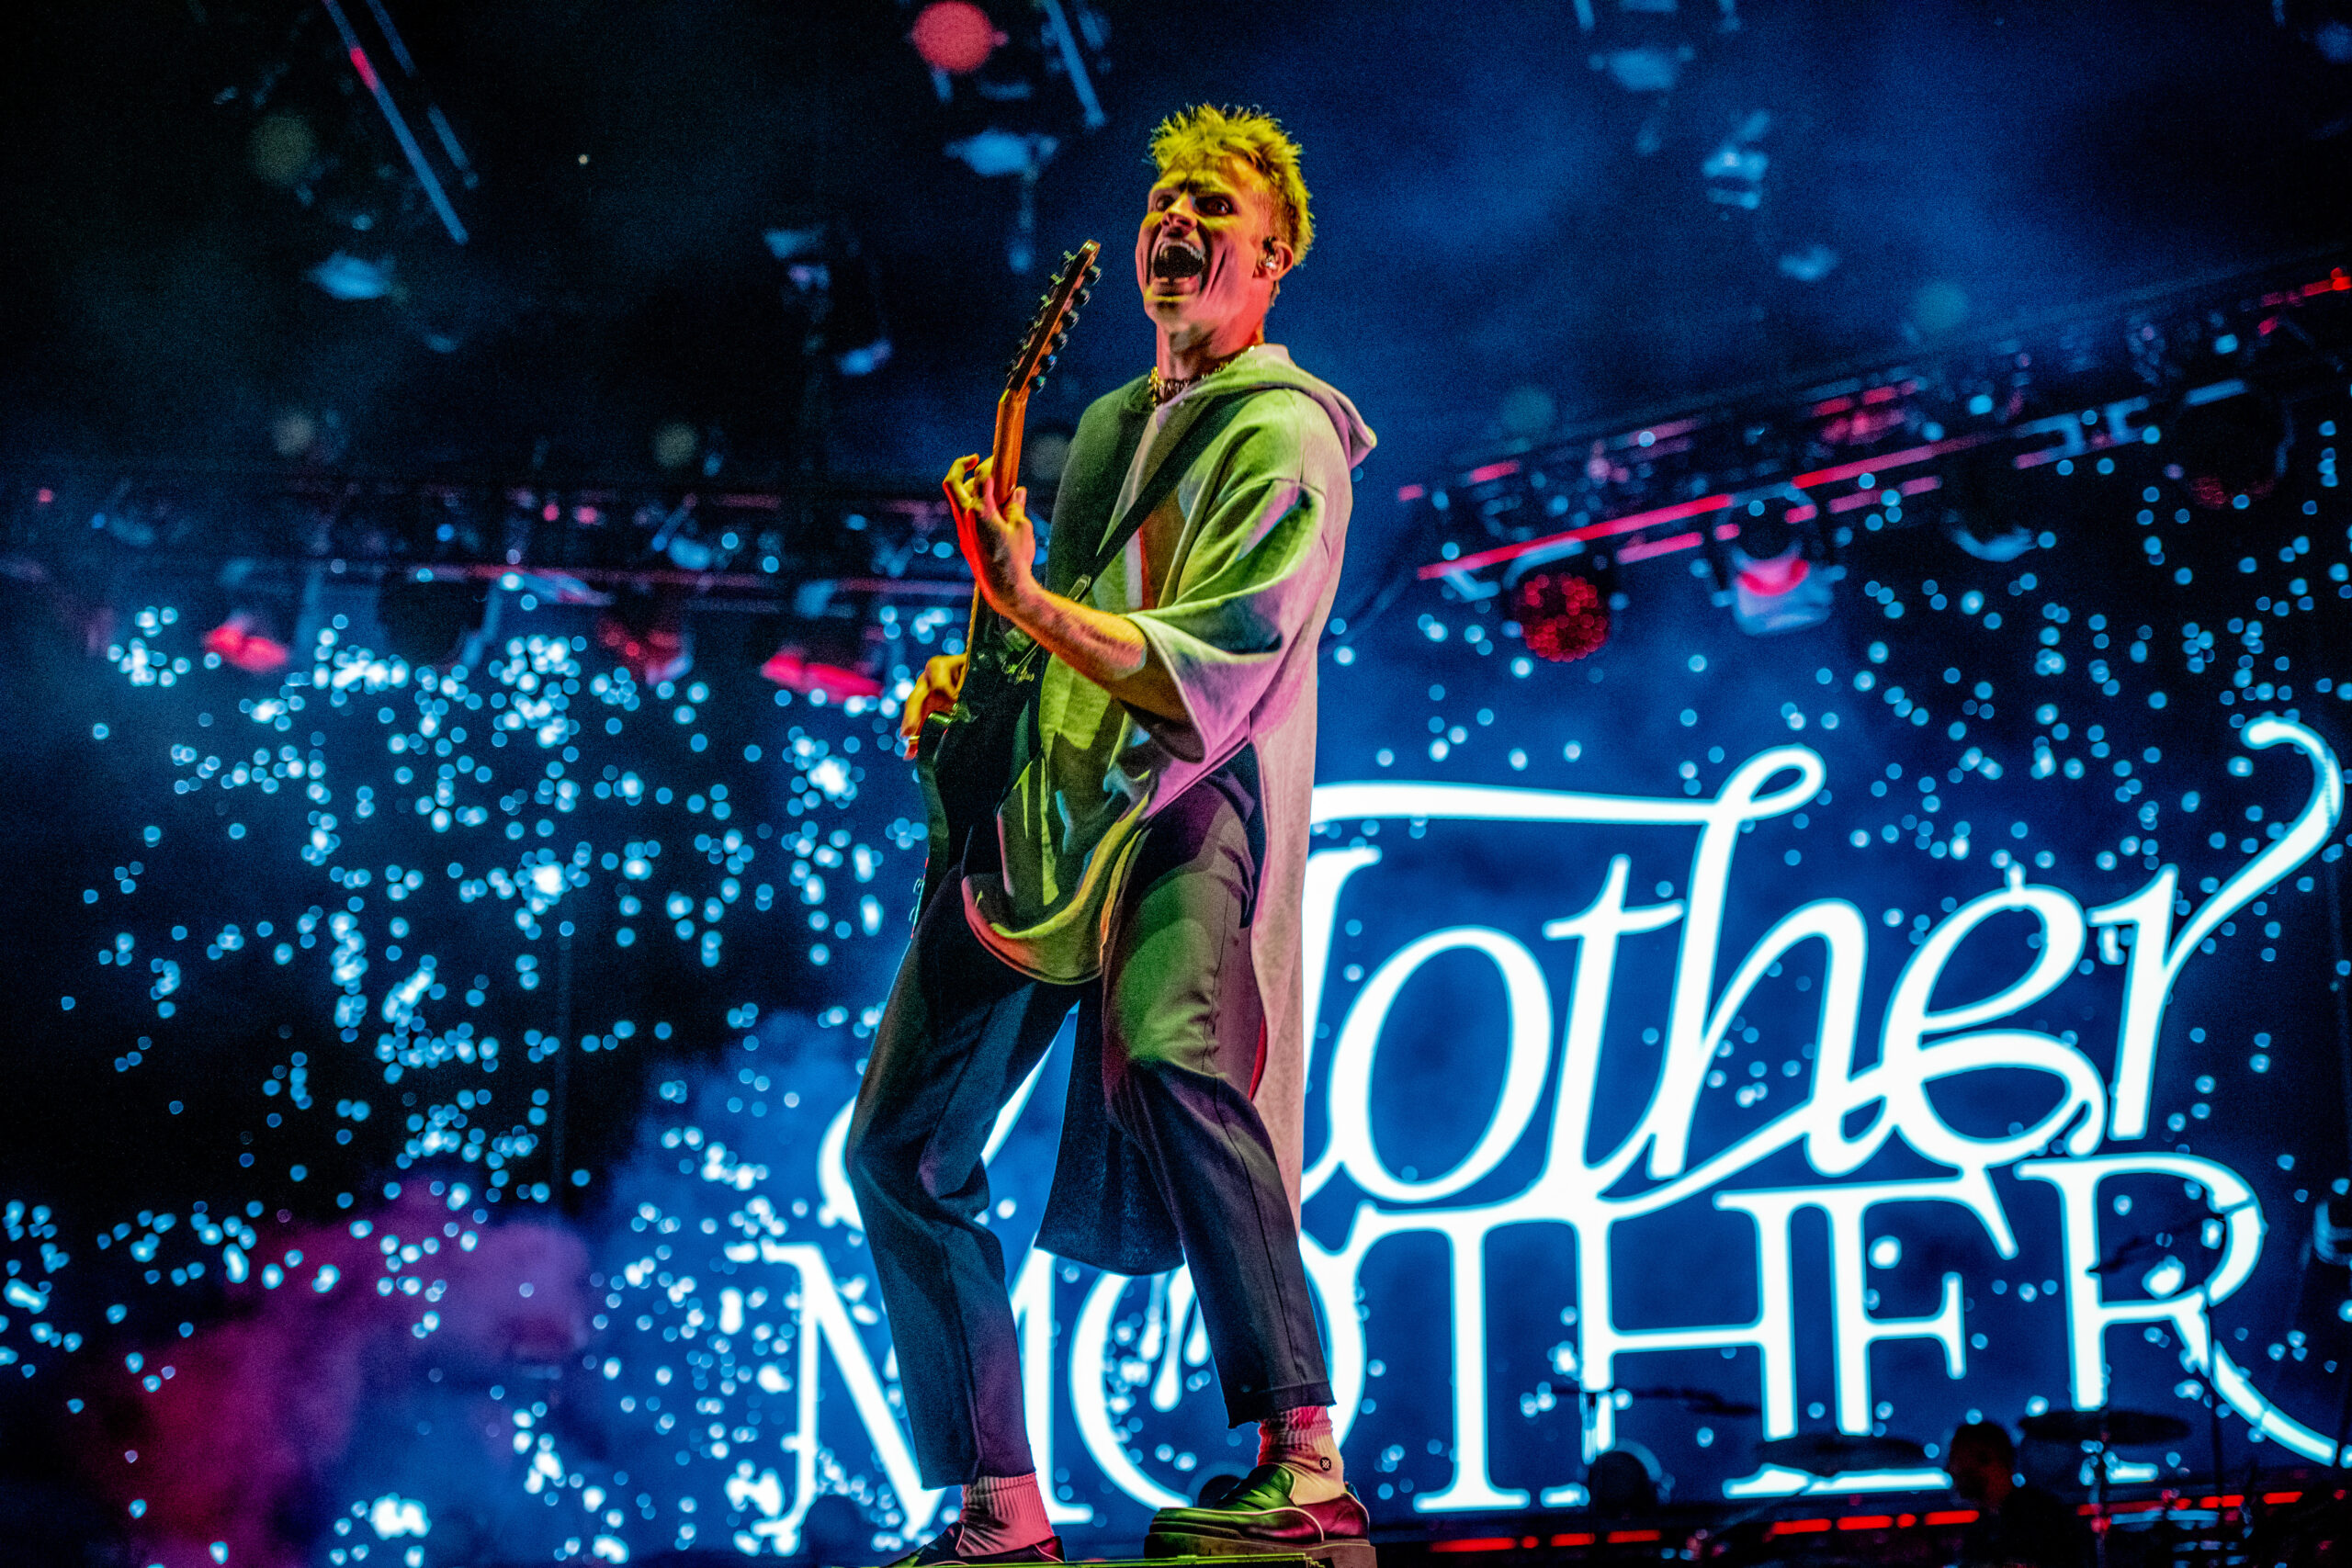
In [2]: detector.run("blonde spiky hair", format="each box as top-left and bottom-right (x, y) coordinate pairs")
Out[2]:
(1148, 105), (1314, 266)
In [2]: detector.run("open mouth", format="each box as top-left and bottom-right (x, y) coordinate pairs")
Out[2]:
(1150, 239), (1206, 281)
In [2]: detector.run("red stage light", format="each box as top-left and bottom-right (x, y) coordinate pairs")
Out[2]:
(910, 2), (1001, 74)
(1734, 547), (1811, 598)
(1508, 570), (1611, 663)
(595, 614), (692, 686)
(761, 646), (883, 704)
(1725, 536), (1837, 635)
(202, 613), (291, 674)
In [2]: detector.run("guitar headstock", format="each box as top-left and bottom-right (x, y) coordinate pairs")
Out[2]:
(1005, 241), (1102, 400)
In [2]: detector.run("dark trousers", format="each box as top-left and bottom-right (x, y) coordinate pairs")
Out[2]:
(846, 768), (1333, 1487)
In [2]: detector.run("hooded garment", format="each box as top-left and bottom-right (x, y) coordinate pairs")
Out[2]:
(959, 344), (1375, 1273)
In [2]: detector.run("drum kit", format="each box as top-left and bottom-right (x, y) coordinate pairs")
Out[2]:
(1750, 1409), (2220, 1566)
(1579, 1388), (2346, 1565)
(1753, 1430), (1940, 1477)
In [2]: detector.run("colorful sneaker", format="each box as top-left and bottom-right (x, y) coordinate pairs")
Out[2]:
(888, 1525), (1065, 1565)
(1146, 1463), (1374, 1568)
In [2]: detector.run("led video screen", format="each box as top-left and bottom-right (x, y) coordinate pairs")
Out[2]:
(0, 401), (2346, 1562)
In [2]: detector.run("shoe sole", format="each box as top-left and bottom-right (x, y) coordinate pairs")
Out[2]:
(1145, 1535), (1374, 1568)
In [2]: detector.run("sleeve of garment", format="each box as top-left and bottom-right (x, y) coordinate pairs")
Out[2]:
(1110, 392), (1350, 764)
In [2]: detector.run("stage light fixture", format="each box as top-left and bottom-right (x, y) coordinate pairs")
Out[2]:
(760, 646), (883, 704)
(1938, 446), (2038, 562)
(201, 611), (292, 675)
(2289, 0), (2352, 62)
(910, 2), (1003, 75)
(246, 112), (317, 187)
(753, 597), (884, 703)
(1948, 519), (2036, 561)
(376, 576), (490, 669)
(818, 249), (892, 378)
(1506, 568), (1611, 663)
(2317, 1196), (2352, 1267)
(650, 421), (701, 473)
(1701, 110), (1770, 209)
(943, 127), (1061, 273)
(1726, 540), (1831, 633)
(1707, 507), (1838, 637)
(769, 223), (893, 378)
(596, 588), (693, 686)
(309, 253), (395, 301)
(946, 128), (1058, 180)
(2165, 382), (2292, 510)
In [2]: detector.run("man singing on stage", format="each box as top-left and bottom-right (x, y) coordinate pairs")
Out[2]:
(847, 105), (1376, 1566)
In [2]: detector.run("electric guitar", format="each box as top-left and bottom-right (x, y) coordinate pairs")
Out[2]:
(913, 240), (1102, 912)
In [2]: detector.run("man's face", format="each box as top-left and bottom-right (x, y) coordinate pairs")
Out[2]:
(1136, 156), (1289, 341)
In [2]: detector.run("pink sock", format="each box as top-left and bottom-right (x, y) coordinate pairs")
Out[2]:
(958, 1472), (1053, 1555)
(1257, 1405), (1344, 1501)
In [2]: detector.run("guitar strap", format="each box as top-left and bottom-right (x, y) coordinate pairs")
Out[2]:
(955, 389), (1257, 811)
(978, 389), (1260, 819)
(995, 387), (1256, 691)
(1065, 389), (1257, 604)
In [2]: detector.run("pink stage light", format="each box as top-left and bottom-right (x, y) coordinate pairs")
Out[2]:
(910, 2), (1002, 74)
(761, 646), (883, 703)
(202, 613), (292, 674)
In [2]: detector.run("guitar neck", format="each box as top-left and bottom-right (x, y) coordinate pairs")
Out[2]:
(953, 234), (1094, 661)
(959, 388), (1028, 654)
(989, 388), (1026, 511)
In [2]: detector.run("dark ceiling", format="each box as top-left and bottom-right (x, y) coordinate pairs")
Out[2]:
(3, 0), (2347, 509)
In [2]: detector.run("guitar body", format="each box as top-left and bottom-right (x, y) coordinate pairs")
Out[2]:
(911, 242), (1100, 912)
(912, 629), (1036, 910)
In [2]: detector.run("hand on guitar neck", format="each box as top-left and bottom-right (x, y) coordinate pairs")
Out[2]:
(943, 453), (1039, 620)
(895, 443), (1031, 762)
(895, 446), (1023, 762)
(940, 451), (1165, 719)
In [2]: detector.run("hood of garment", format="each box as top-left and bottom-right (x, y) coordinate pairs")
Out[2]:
(1176, 343), (1377, 470)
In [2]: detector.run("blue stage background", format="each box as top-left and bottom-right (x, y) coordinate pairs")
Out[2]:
(0, 381), (2347, 1560)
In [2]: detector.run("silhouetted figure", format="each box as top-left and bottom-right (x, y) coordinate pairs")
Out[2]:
(1948, 1421), (2093, 1568)
(1587, 1444), (1664, 1517)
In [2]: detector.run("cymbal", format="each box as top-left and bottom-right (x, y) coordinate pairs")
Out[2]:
(1757, 1433), (1932, 1476)
(2019, 1408), (2191, 1447)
